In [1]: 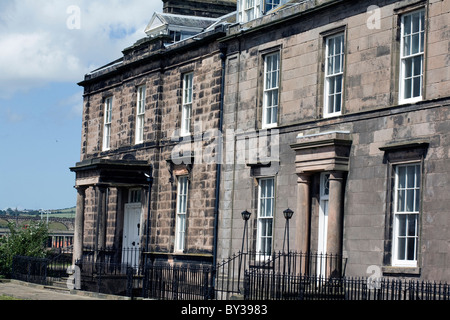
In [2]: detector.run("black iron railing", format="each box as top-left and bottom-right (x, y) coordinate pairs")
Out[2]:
(10, 249), (450, 301)
(244, 272), (450, 301)
(213, 251), (347, 299)
(142, 263), (213, 300)
(11, 255), (49, 285)
(46, 247), (73, 279)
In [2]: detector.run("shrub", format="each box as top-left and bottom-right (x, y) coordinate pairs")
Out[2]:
(0, 222), (49, 276)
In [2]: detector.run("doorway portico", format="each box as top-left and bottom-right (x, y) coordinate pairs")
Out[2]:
(70, 158), (152, 264)
(290, 131), (352, 275)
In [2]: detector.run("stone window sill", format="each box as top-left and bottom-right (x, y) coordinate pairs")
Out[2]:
(382, 266), (421, 276)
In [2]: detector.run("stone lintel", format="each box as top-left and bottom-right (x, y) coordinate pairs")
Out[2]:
(290, 131), (352, 174)
(71, 158), (151, 188)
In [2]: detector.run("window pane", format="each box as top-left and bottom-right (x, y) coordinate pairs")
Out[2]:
(407, 237), (416, 260)
(415, 165), (421, 187)
(404, 59), (413, 78)
(407, 166), (415, 188)
(266, 179), (274, 196)
(404, 78), (412, 99)
(411, 33), (420, 54)
(327, 76), (335, 96)
(412, 12), (420, 33)
(328, 37), (335, 56)
(336, 74), (343, 94)
(272, 71), (278, 88)
(335, 55), (341, 75)
(328, 95), (334, 114)
(266, 90), (274, 107)
(266, 70), (272, 89)
(271, 105), (278, 124)
(413, 77), (421, 98)
(176, 214), (186, 250)
(397, 238), (406, 260)
(398, 215), (406, 236)
(397, 190), (406, 212)
(420, 15), (425, 52)
(327, 56), (333, 75)
(413, 56), (422, 76)
(403, 35), (411, 56)
(415, 189), (420, 212)
(267, 199), (273, 217)
(335, 93), (342, 112)
(403, 14), (411, 36)
(408, 215), (417, 237)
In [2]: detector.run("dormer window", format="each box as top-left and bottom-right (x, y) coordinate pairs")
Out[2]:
(265, 0), (280, 13)
(168, 30), (198, 44)
(239, 0), (261, 23)
(238, 0), (282, 23)
(144, 12), (217, 45)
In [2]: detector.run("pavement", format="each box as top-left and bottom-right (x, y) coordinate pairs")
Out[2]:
(0, 279), (131, 300)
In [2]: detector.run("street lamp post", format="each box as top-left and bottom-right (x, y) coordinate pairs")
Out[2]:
(282, 208), (294, 253)
(241, 210), (251, 254)
(238, 210), (252, 291)
(283, 208), (294, 275)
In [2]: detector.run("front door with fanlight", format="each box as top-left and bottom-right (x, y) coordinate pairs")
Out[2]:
(317, 173), (330, 276)
(122, 203), (142, 269)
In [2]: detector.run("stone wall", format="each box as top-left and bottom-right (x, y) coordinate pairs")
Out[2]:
(78, 32), (225, 259)
(218, 0), (450, 281)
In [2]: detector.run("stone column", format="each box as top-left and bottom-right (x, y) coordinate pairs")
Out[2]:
(73, 186), (87, 265)
(96, 185), (108, 256)
(296, 173), (311, 254)
(327, 171), (344, 256)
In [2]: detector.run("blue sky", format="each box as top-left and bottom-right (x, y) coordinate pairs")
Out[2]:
(0, 0), (163, 210)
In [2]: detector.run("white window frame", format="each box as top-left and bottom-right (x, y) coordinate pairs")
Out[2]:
(262, 52), (280, 129)
(181, 73), (193, 137)
(399, 9), (425, 104)
(257, 177), (275, 258)
(239, 0), (262, 23)
(136, 85), (146, 144)
(392, 163), (421, 267)
(103, 97), (113, 151)
(175, 176), (189, 252)
(324, 33), (345, 118)
(264, 0), (280, 13)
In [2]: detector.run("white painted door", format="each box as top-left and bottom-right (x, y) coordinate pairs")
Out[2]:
(318, 173), (330, 276)
(122, 203), (142, 268)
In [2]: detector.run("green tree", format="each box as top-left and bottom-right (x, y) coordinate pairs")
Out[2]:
(0, 222), (49, 276)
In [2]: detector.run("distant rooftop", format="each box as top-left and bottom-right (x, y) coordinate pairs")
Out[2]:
(144, 12), (218, 37)
(163, 0), (237, 18)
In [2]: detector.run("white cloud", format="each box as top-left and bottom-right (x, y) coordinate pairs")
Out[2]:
(0, 0), (162, 98)
(2, 107), (25, 123)
(58, 90), (84, 120)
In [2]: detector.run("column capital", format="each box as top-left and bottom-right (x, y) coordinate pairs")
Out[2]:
(329, 171), (345, 181)
(95, 184), (109, 192)
(75, 185), (88, 193)
(296, 173), (312, 184)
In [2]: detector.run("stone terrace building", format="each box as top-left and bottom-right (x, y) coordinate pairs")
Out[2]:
(218, 0), (450, 282)
(71, 0), (236, 267)
(71, 0), (450, 286)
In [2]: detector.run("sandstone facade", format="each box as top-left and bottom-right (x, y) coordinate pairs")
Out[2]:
(218, 0), (450, 281)
(72, 0), (450, 283)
